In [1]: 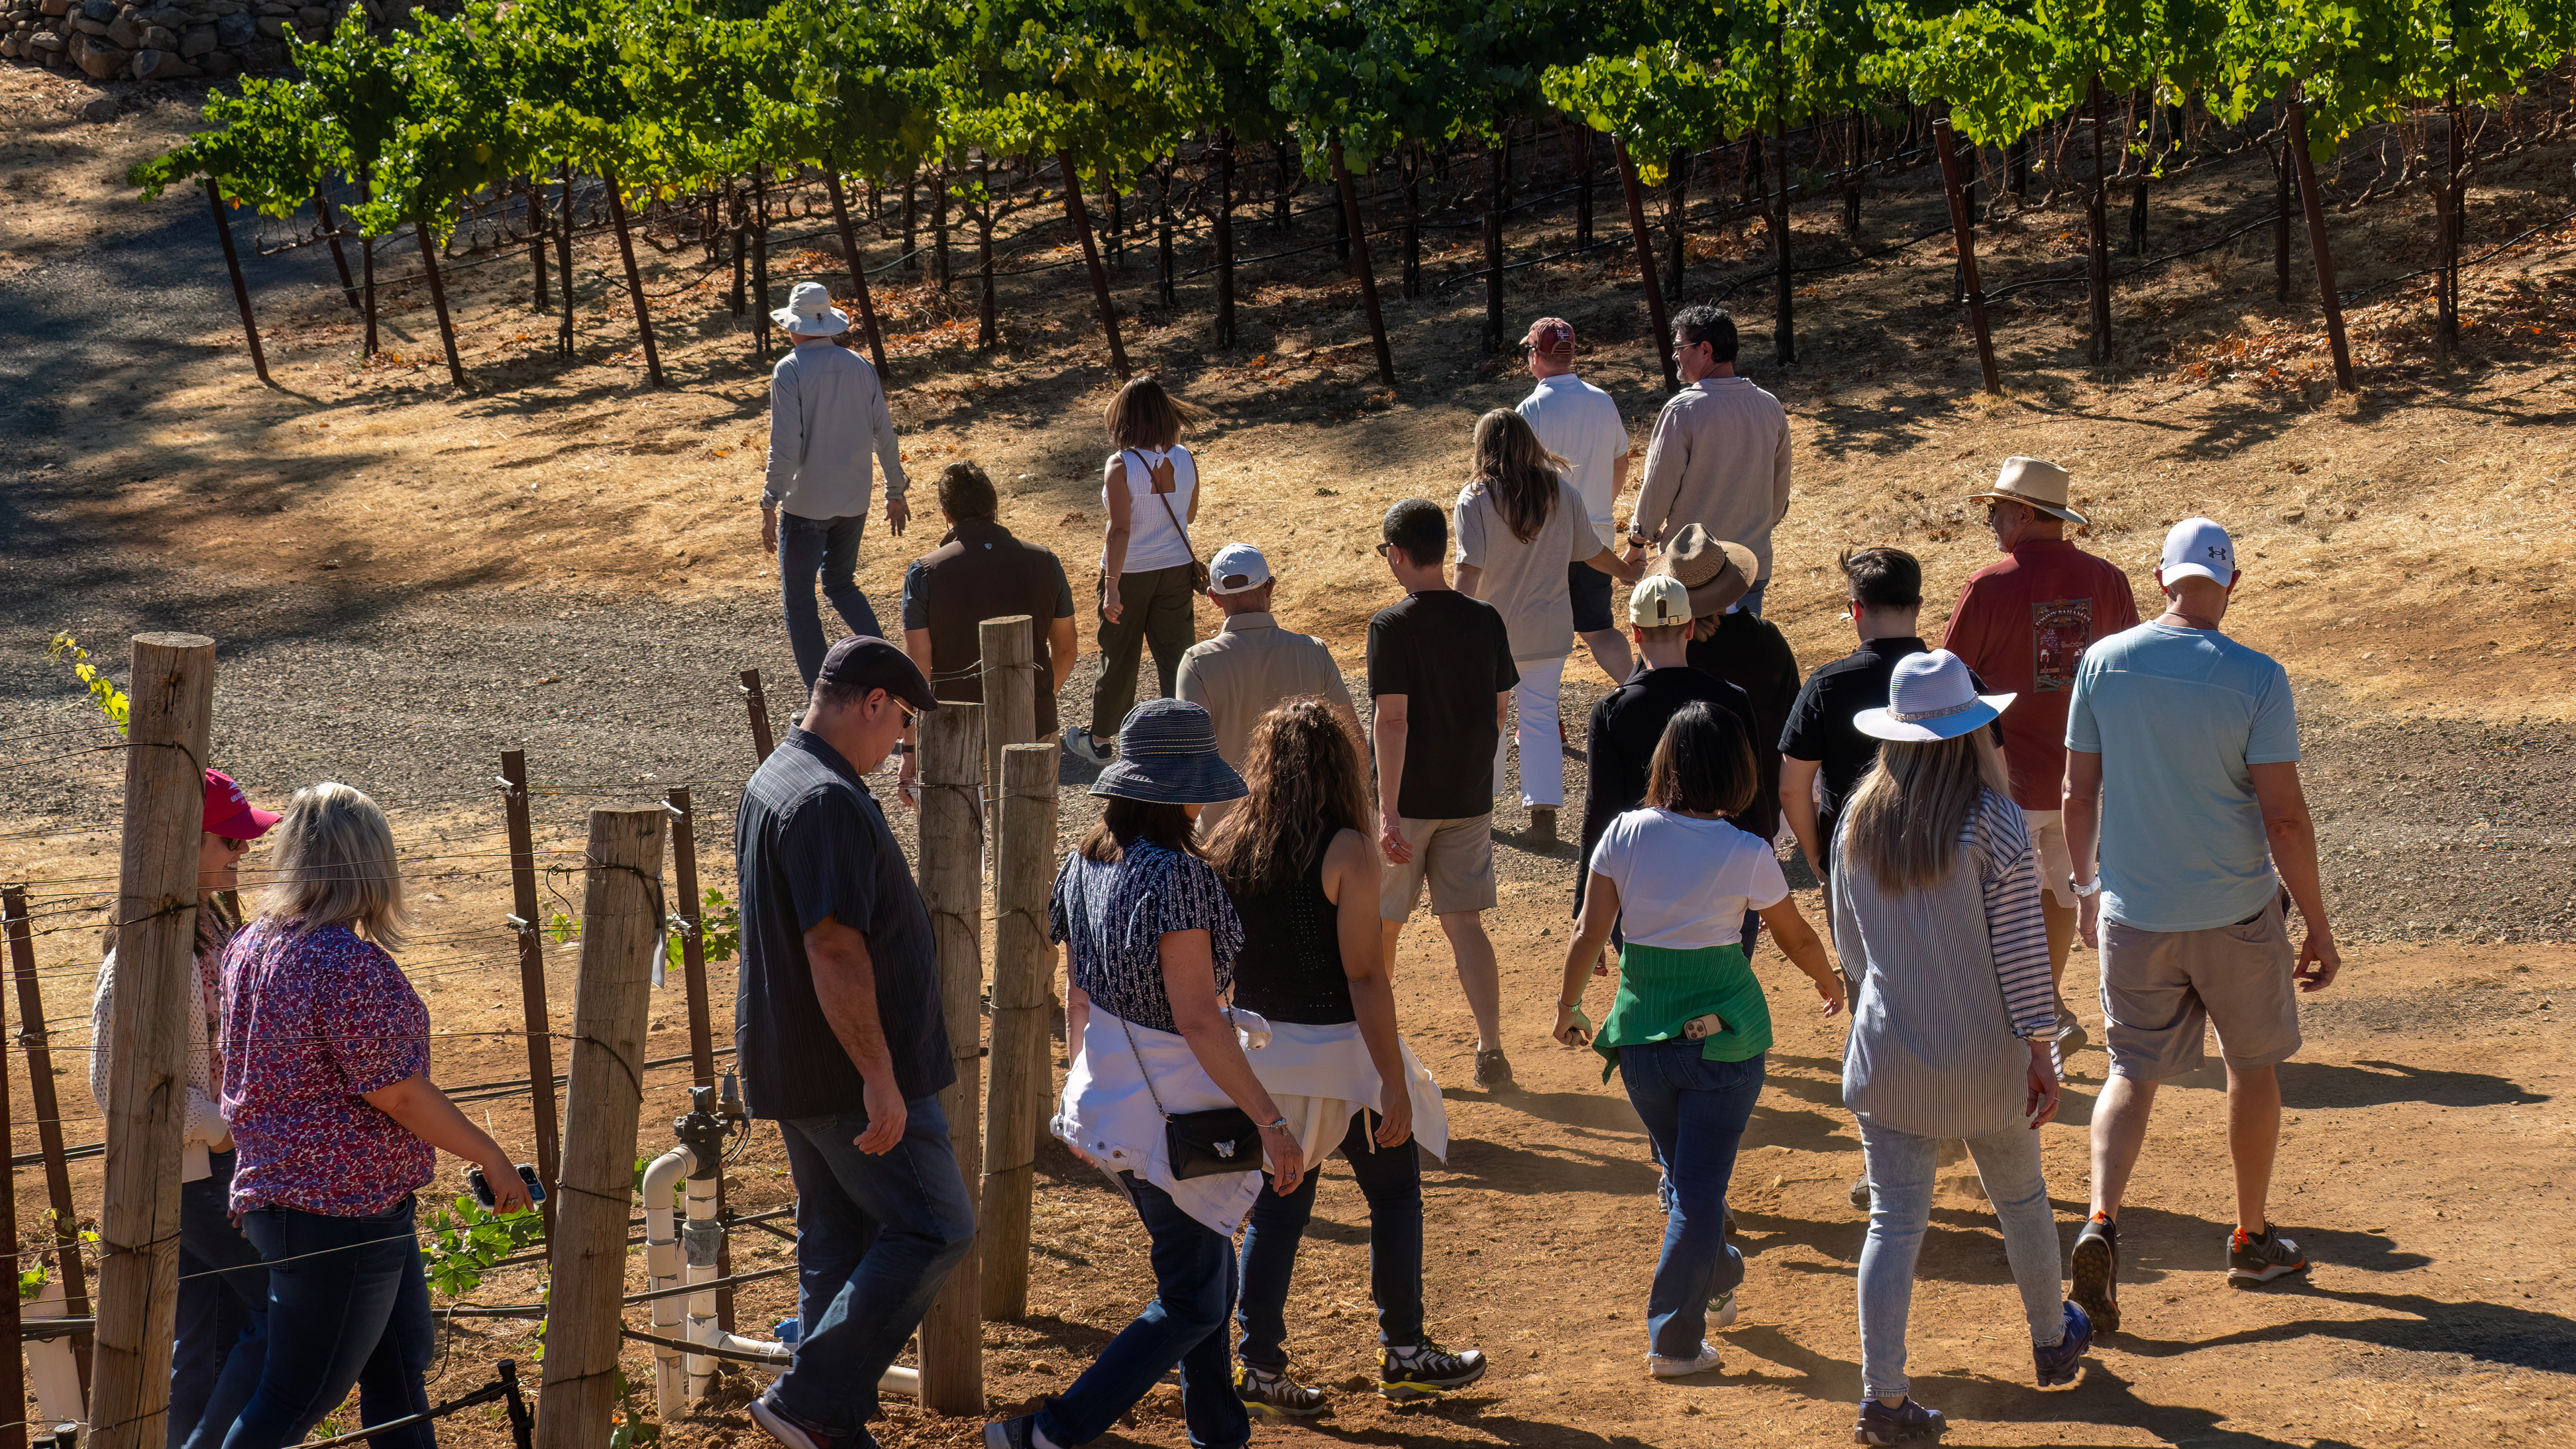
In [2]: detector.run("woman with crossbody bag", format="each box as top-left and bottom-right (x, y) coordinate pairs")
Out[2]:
(993, 698), (1303, 1449)
(1065, 376), (1209, 766)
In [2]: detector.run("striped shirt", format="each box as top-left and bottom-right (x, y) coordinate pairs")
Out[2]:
(1831, 788), (2059, 1140)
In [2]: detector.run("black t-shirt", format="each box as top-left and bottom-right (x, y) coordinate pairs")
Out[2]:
(1687, 610), (1802, 772)
(1366, 589), (1519, 820)
(733, 730), (953, 1119)
(1577, 665), (1757, 913)
(1779, 636), (1996, 863)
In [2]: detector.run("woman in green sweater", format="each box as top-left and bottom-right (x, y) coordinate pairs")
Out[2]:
(1554, 702), (1844, 1378)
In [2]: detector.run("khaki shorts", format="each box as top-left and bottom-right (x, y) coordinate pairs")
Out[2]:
(2099, 898), (2301, 1080)
(2021, 809), (2077, 906)
(1379, 814), (1497, 920)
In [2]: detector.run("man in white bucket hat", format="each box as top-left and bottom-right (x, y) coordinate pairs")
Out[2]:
(761, 280), (909, 706)
(2060, 515), (2340, 1334)
(1941, 456), (2141, 1051)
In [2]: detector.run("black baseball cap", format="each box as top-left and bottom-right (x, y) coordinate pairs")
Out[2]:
(817, 636), (938, 710)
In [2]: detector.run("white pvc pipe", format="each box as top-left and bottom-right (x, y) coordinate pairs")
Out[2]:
(27, 1275), (83, 1433)
(641, 1144), (695, 1419)
(683, 1166), (722, 1395)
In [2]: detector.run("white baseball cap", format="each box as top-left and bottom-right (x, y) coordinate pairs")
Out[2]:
(1208, 542), (1271, 594)
(2159, 516), (2237, 586)
(1629, 574), (1693, 627)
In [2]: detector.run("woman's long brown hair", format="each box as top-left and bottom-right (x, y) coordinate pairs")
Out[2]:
(1840, 730), (2011, 890)
(1205, 697), (1371, 896)
(1468, 407), (1568, 544)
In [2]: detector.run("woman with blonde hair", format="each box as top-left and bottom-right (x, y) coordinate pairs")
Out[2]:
(1066, 375), (1208, 766)
(1455, 407), (1640, 841)
(220, 782), (535, 1449)
(1203, 698), (1477, 1414)
(1832, 650), (2090, 1446)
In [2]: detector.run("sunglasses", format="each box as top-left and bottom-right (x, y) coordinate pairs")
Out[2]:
(215, 835), (252, 852)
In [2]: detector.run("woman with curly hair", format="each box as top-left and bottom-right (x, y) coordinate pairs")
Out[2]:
(1203, 698), (1478, 1414)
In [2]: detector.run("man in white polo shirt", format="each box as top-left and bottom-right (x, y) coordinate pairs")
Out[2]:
(1175, 542), (1360, 830)
(1515, 317), (1635, 684)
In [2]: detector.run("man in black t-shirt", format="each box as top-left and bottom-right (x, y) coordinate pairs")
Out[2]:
(1367, 498), (1521, 1091)
(735, 637), (974, 1449)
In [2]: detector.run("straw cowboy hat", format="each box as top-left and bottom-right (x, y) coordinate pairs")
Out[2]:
(1967, 456), (2088, 525)
(1852, 649), (2017, 743)
(772, 280), (852, 337)
(1656, 523), (1758, 617)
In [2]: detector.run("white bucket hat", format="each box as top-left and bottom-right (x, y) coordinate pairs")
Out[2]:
(773, 280), (851, 337)
(1968, 456), (2087, 525)
(1853, 649), (2016, 743)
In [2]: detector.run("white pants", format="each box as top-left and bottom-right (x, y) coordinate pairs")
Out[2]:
(1492, 655), (1568, 808)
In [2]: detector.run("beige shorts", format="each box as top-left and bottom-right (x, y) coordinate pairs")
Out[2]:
(2021, 809), (2077, 906)
(1379, 814), (1497, 920)
(2099, 897), (2301, 1080)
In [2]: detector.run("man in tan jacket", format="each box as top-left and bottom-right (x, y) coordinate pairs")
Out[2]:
(1629, 303), (1793, 616)
(1175, 542), (1360, 829)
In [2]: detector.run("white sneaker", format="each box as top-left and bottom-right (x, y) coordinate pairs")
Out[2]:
(1647, 1341), (1722, 1377)
(1712, 1289), (1739, 1328)
(1059, 724), (1112, 766)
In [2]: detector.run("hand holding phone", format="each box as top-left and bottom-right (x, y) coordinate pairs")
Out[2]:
(468, 1162), (545, 1214)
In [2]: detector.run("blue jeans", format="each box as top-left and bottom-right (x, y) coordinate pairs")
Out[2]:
(1617, 1043), (1764, 1358)
(1739, 578), (1769, 617)
(221, 1197), (433, 1449)
(1038, 1173), (1247, 1449)
(774, 1095), (977, 1436)
(174, 1151), (268, 1449)
(1856, 1118), (2065, 1400)
(778, 511), (883, 690)
(1237, 1109), (1425, 1370)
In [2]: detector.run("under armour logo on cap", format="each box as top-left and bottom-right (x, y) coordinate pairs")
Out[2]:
(2159, 516), (2237, 585)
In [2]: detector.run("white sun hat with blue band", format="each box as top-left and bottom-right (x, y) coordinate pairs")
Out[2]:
(1852, 649), (2016, 743)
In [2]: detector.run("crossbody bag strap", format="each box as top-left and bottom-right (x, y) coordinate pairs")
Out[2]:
(1117, 1001), (1238, 1122)
(1154, 486), (1199, 568)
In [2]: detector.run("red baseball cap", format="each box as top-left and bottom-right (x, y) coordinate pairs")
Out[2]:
(203, 770), (280, 841)
(1523, 317), (1577, 354)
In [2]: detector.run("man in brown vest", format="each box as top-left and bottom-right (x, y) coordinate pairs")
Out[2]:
(898, 462), (1078, 802)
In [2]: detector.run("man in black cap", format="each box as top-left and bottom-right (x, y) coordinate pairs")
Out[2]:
(735, 637), (974, 1449)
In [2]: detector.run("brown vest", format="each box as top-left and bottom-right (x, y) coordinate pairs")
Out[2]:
(916, 519), (1063, 735)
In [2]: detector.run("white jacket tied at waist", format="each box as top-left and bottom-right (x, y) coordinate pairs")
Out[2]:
(1054, 1008), (1451, 1236)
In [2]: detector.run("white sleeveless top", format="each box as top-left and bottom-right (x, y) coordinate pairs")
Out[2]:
(1101, 445), (1200, 574)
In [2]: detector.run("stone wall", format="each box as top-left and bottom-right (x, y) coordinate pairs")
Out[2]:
(0, 0), (449, 83)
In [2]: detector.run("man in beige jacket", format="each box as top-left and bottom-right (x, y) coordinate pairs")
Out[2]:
(1175, 542), (1360, 830)
(1629, 303), (1794, 616)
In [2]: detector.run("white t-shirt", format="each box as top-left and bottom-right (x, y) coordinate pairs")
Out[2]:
(1516, 373), (1627, 549)
(1587, 808), (1789, 950)
(1102, 445), (1200, 574)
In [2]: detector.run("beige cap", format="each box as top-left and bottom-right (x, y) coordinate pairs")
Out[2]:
(1967, 456), (2087, 525)
(1629, 574), (1693, 627)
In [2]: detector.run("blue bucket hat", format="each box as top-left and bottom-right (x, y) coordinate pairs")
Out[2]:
(1091, 698), (1247, 806)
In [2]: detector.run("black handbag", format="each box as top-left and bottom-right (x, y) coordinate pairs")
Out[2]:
(1120, 1016), (1262, 1179)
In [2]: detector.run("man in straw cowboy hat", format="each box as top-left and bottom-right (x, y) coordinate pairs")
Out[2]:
(2061, 516), (2339, 1334)
(761, 280), (910, 706)
(1941, 456), (2141, 1051)
(1658, 525), (1799, 849)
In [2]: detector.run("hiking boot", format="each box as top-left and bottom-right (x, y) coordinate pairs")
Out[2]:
(2070, 1213), (2121, 1334)
(2033, 1300), (2092, 1387)
(1646, 1341), (1721, 1378)
(1852, 1397), (1947, 1445)
(2227, 1224), (2312, 1286)
(1474, 1048), (1515, 1093)
(1527, 806), (1558, 844)
(1237, 1364), (1328, 1417)
(1380, 1340), (1486, 1401)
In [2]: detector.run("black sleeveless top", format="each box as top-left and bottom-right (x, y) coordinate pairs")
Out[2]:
(1227, 828), (1355, 1026)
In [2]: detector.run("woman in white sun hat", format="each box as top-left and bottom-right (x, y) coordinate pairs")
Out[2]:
(1831, 649), (2092, 1446)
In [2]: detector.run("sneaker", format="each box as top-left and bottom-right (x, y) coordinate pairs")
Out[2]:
(1711, 1287), (1739, 1329)
(1852, 1396), (1947, 1444)
(1474, 1048), (1515, 1093)
(2227, 1224), (2311, 1285)
(1380, 1340), (1487, 1401)
(2055, 1006), (2089, 1055)
(1059, 724), (1112, 767)
(979, 1417), (1038, 1449)
(1646, 1341), (1721, 1377)
(1526, 806), (1557, 845)
(754, 1394), (847, 1449)
(1238, 1364), (1328, 1417)
(2033, 1300), (2092, 1387)
(2069, 1212), (2121, 1334)
(1849, 1178), (1872, 1209)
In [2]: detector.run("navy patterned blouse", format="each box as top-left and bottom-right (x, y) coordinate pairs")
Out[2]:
(1049, 841), (1243, 1034)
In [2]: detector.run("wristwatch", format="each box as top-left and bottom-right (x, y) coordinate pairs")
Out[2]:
(2068, 876), (2102, 899)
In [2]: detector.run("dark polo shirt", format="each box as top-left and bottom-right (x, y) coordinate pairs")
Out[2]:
(900, 518), (1075, 737)
(734, 729), (952, 1118)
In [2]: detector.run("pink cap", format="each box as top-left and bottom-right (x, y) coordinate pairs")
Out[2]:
(203, 770), (280, 841)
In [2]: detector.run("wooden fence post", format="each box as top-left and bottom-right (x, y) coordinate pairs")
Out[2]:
(1613, 138), (1677, 392)
(312, 189), (361, 313)
(981, 744), (1057, 1321)
(2286, 94), (2358, 392)
(1933, 120), (2002, 396)
(535, 807), (667, 1449)
(415, 208), (469, 390)
(500, 752), (563, 1239)
(604, 170), (667, 389)
(916, 704), (985, 1415)
(0, 887), (23, 1449)
(90, 632), (217, 1449)
(664, 785), (732, 1333)
(1055, 152), (1132, 382)
(823, 169), (892, 378)
(978, 615), (1037, 845)
(739, 670), (778, 763)
(1332, 146), (1398, 389)
(204, 180), (269, 386)
(5, 885), (91, 1395)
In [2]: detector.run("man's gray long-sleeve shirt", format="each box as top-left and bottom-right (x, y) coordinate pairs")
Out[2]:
(763, 339), (908, 520)
(1632, 374), (1793, 582)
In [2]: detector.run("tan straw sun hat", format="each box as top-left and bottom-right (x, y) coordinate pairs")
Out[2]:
(1656, 523), (1758, 617)
(1967, 456), (2088, 525)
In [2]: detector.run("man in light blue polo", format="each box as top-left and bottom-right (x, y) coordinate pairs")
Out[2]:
(2059, 516), (2341, 1334)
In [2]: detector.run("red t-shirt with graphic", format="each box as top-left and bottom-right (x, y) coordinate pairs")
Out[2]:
(1941, 540), (2141, 810)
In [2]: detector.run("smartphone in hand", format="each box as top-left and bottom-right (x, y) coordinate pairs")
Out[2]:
(467, 1163), (547, 1210)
